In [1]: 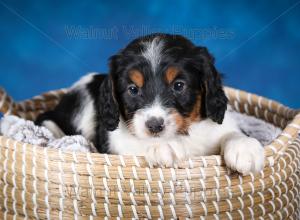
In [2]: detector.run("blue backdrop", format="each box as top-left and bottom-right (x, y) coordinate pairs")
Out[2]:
(0, 0), (299, 108)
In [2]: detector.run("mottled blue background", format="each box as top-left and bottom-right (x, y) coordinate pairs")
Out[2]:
(0, 0), (299, 108)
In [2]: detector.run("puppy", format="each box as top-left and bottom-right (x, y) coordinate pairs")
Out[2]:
(36, 33), (264, 175)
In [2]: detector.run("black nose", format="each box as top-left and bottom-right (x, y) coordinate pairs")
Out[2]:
(145, 117), (165, 134)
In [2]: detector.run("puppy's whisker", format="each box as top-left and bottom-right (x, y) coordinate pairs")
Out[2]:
(124, 118), (133, 126)
(123, 119), (136, 135)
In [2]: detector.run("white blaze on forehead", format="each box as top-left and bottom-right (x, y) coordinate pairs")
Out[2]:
(141, 37), (164, 72)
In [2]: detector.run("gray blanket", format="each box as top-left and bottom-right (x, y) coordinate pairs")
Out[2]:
(0, 111), (282, 152)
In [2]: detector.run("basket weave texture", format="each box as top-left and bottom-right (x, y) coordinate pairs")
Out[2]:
(0, 87), (300, 219)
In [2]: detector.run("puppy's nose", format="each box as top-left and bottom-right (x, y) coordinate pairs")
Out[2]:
(145, 117), (165, 134)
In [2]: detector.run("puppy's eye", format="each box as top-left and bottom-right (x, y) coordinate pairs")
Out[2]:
(128, 85), (139, 96)
(173, 81), (185, 92)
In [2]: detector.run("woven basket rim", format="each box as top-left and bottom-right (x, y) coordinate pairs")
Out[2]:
(0, 86), (299, 168)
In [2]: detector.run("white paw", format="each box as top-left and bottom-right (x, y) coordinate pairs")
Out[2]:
(223, 136), (264, 175)
(146, 143), (177, 167)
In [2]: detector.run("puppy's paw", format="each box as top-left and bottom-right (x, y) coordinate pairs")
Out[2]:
(223, 136), (264, 175)
(146, 143), (177, 167)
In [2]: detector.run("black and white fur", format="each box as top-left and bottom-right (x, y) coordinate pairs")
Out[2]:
(36, 33), (264, 175)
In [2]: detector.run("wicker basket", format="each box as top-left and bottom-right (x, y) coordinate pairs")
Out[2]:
(0, 86), (299, 220)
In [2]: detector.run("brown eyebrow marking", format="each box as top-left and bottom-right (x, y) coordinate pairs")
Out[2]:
(165, 66), (180, 84)
(129, 70), (144, 87)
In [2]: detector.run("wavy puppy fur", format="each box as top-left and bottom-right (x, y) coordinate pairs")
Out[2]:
(36, 33), (264, 174)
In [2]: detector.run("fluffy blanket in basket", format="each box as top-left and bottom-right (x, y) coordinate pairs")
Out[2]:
(0, 108), (281, 153)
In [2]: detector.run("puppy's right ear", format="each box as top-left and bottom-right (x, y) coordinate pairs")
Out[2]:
(99, 76), (119, 131)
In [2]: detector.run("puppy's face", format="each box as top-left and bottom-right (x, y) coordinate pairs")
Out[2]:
(103, 34), (227, 140)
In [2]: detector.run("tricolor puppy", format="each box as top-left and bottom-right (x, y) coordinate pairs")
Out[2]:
(36, 33), (264, 175)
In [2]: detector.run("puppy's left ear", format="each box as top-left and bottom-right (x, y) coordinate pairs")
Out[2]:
(197, 47), (228, 124)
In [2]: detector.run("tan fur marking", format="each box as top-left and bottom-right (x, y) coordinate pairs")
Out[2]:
(171, 111), (189, 135)
(188, 95), (202, 122)
(171, 95), (202, 134)
(165, 66), (179, 84)
(129, 70), (144, 87)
